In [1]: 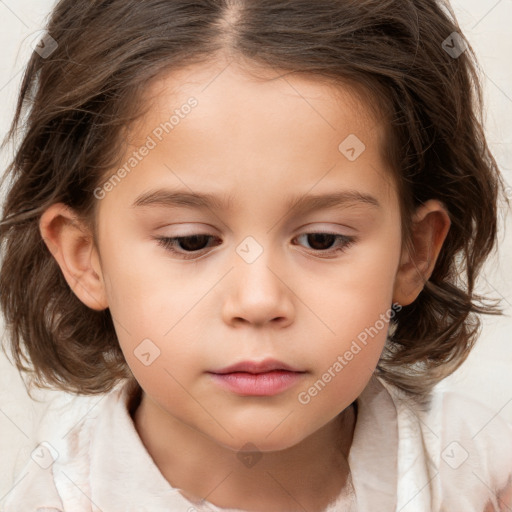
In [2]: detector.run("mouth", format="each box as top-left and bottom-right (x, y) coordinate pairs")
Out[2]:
(211, 358), (303, 375)
(207, 359), (306, 396)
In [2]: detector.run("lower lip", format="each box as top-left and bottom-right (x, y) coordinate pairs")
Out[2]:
(209, 371), (304, 396)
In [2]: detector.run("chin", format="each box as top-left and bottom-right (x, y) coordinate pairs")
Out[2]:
(212, 424), (310, 454)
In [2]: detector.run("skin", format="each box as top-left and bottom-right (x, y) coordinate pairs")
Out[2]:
(40, 56), (451, 511)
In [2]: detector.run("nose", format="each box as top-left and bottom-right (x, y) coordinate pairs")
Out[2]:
(221, 249), (295, 328)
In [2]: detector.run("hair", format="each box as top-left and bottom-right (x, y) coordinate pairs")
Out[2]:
(0, 0), (509, 400)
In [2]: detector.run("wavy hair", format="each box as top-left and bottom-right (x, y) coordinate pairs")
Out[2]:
(0, 0), (508, 398)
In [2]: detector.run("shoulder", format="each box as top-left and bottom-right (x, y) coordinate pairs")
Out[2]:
(434, 389), (512, 507)
(1, 383), (128, 512)
(381, 377), (512, 510)
(433, 388), (512, 478)
(0, 450), (64, 512)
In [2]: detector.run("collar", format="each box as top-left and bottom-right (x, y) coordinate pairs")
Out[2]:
(55, 375), (412, 511)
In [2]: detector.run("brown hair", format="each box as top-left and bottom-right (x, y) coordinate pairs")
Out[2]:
(0, 0), (508, 399)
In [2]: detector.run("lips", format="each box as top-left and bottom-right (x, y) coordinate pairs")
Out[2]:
(208, 359), (306, 396)
(211, 358), (303, 375)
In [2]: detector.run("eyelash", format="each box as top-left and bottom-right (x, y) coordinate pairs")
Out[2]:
(155, 232), (357, 260)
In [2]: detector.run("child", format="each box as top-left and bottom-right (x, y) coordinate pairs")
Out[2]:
(1, 0), (511, 510)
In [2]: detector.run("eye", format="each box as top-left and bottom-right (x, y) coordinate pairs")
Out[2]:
(155, 234), (220, 260)
(292, 232), (356, 258)
(155, 232), (356, 260)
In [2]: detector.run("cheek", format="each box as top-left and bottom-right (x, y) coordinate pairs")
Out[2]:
(295, 306), (391, 427)
(313, 235), (401, 333)
(99, 244), (209, 380)
(296, 234), (401, 409)
(98, 222), (183, 325)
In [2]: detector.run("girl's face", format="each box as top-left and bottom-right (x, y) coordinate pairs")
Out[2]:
(94, 59), (404, 451)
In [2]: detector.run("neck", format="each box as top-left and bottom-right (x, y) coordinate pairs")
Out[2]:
(131, 390), (357, 512)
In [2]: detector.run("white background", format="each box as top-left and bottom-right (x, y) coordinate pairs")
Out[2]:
(0, 0), (511, 500)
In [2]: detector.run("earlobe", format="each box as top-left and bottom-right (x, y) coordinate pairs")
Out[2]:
(393, 199), (451, 306)
(39, 203), (108, 311)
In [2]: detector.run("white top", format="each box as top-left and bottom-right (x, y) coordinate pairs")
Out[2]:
(2, 375), (511, 512)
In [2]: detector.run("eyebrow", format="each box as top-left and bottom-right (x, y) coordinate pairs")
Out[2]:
(131, 188), (381, 213)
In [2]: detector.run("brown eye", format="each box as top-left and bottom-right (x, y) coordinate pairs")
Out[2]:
(293, 232), (356, 257)
(303, 233), (337, 251)
(155, 234), (220, 259)
(174, 235), (211, 251)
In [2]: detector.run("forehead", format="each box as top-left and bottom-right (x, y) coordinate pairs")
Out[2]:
(133, 57), (387, 149)
(109, 58), (398, 214)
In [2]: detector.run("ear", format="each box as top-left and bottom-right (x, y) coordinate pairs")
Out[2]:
(39, 203), (108, 311)
(393, 199), (451, 306)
